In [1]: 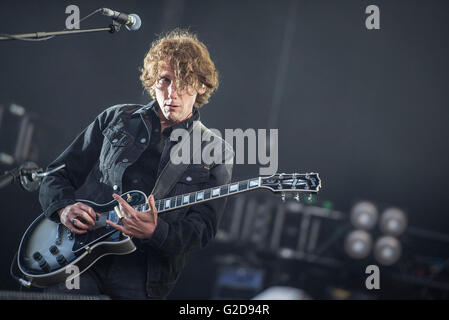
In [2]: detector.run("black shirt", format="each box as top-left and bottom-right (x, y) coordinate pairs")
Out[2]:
(122, 104), (199, 196)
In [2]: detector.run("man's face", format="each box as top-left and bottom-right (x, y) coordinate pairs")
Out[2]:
(152, 60), (199, 124)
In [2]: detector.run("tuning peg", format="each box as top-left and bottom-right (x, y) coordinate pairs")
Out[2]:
(281, 193), (286, 202)
(294, 193), (300, 202)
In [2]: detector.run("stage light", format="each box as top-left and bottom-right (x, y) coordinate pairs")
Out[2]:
(374, 236), (402, 266)
(252, 286), (312, 300)
(379, 207), (407, 236)
(344, 230), (373, 259)
(350, 201), (378, 230)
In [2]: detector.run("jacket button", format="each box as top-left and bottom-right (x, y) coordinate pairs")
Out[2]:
(113, 185), (119, 191)
(112, 138), (118, 144)
(140, 138), (147, 144)
(186, 176), (192, 182)
(122, 158), (129, 163)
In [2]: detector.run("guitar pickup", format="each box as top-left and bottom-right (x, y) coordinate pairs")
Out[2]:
(113, 205), (124, 219)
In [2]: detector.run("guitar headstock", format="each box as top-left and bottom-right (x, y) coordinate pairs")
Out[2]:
(260, 173), (321, 201)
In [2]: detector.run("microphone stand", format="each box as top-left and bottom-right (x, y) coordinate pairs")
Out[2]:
(0, 21), (122, 41)
(0, 162), (65, 191)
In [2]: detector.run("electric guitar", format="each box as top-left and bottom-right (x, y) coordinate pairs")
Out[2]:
(17, 172), (321, 288)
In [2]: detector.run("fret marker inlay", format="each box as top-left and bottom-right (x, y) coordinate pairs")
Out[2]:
(212, 188), (220, 197)
(249, 179), (259, 188)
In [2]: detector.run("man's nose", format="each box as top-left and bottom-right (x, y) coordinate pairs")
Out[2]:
(167, 82), (177, 98)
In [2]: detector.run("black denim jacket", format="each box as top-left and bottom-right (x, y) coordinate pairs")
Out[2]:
(38, 100), (234, 298)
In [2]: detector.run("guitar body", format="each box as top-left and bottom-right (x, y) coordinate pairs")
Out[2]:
(17, 190), (147, 288)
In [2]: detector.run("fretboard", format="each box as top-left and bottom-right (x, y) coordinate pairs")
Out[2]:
(150, 177), (261, 213)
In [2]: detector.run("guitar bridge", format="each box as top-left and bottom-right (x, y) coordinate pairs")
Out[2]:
(55, 223), (63, 245)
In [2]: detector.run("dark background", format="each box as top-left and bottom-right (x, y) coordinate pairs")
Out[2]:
(0, 0), (448, 299)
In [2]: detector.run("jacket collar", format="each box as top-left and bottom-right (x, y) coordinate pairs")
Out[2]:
(131, 99), (158, 117)
(132, 100), (200, 131)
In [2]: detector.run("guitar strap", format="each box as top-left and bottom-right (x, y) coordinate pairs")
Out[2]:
(150, 120), (209, 201)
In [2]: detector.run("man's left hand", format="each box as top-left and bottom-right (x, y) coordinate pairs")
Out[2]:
(106, 193), (158, 239)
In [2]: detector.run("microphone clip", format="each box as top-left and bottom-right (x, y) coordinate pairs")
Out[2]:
(109, 20), (124, 34)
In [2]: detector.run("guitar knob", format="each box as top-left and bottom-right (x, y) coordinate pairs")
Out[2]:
(56, 254), (67, 266)
(38, 259), (51, 272)
(49, 245), (59, 255)
(32, 251), (42, 261)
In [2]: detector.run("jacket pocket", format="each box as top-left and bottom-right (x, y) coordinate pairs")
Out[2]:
(100, 126), (132, 169)
(178, 165), (210, 184)
(174, 165), (210, 194)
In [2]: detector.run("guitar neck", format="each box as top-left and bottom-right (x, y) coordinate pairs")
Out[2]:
(129, 172), (321, 214)
(153, 177), (261, 213)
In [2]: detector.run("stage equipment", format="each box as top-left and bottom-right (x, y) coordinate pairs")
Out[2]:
(252, 286), (312, 300)
(0, 290), (109, 300)
(0, 7), (141, 41)
(0, 162), (65, 191)
(350, 201), (378, 230)
(344, 230), (373, 259)
(374, 236), (402, 266)
(100, 8), (141, 31)
(0, 104), (34, 165)
(212, 265), (265, 300)
(379, 207), (407, 236)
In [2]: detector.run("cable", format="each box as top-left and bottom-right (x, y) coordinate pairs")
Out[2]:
(77, 8), (103, 25)
(10, 250), (32, 288)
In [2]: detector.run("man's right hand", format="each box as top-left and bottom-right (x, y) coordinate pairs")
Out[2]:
(58, 202), (99, 234)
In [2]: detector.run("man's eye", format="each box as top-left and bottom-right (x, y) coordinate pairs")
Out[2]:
(156, 77), (172, 88)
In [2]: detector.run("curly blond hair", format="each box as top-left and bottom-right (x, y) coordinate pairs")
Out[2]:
(140, 29), (219, 108)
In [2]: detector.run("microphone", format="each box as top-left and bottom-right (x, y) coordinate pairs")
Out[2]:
(100, 8), (142, 31)
(0, 162), (66, 191)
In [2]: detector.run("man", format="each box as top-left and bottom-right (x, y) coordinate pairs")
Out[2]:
(39, 29), (233, 299)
